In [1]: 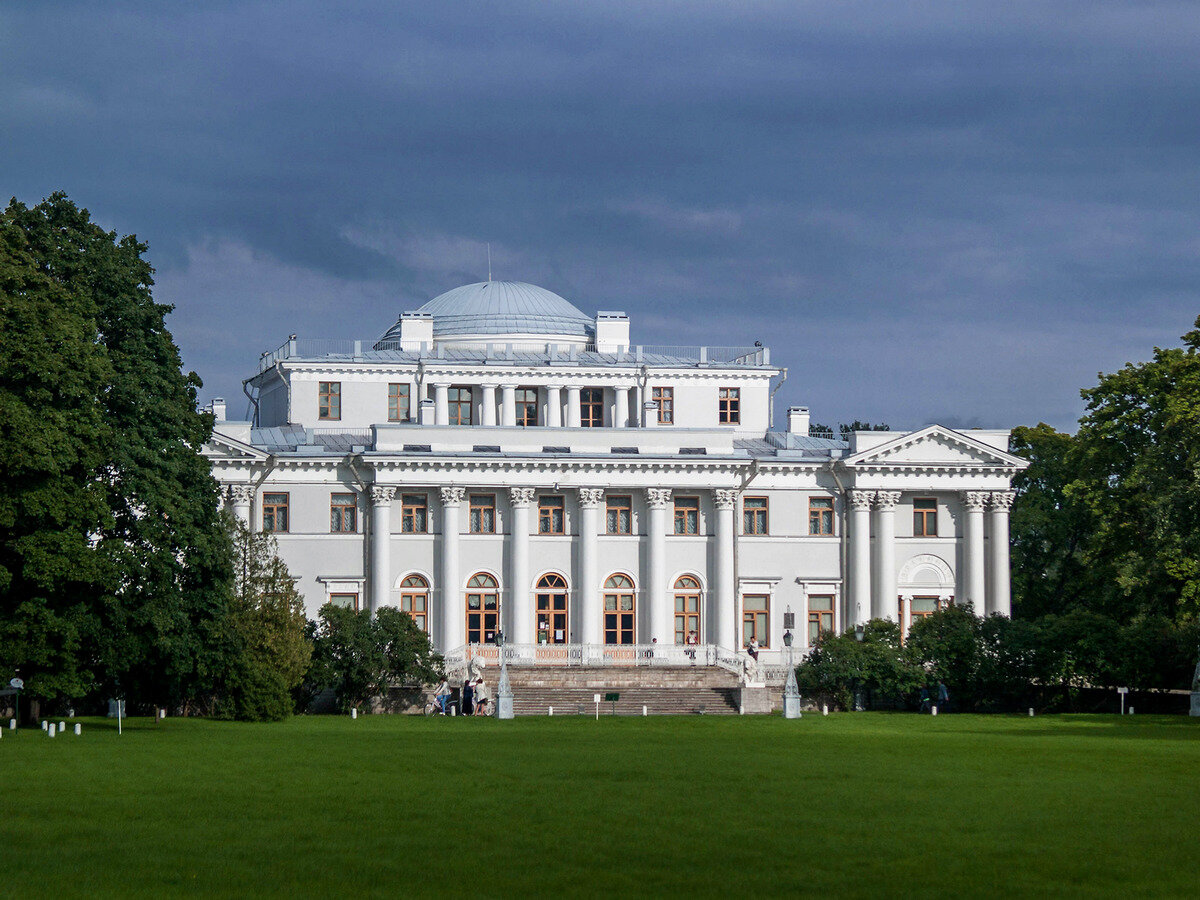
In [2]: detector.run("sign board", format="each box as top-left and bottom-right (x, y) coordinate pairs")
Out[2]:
(1117, 687), (1129, 694)
(593, 694), (601, 704)
(604, 692), (620, 702)
(8, 678), (22, 690)
(783, 612), (795, 630)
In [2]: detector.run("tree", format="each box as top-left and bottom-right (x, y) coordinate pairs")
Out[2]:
(795, 619), (921, 710)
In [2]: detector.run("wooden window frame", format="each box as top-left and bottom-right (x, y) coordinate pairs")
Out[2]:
(651, 386), (674, 425)
(718, 387), (740, 425)
(673, 575), (702, 645)
(673, 496), (700, 535)
(469, 494), (496, 534)
(399, 575), (429, 632)
(606, 494), (632, 535)
(515, 387), (539, 427)
(448, 385), (473, 426)
(603, 573), (636, 645)
(742, 594), (769, 648)
(401, 493), (428, 534)
(535, 573), (569, 645)
(809, 497), (835, 536)
(580, 387), (604, 428)
(539, 495), (565, 535)
(743, 496), (768, 535)
(329, 592), (360, 612)
(319, 381), (341, 421)
(262, 492), (289, 533)
(807, 595), (835, 644)
(909, 595), (949, 622)
(465, 572), (501, 645)
(330, 492), (357, 533)
(388, 383), (411, 422)
(914, 497), (938, 537)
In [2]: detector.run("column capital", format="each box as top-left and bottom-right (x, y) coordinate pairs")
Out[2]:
(440, 486), (466, 506)
(848, 489), (874, 511)
(509, 486), (536, 507)
(578, 487), (605, 508)
(713, 489), (738, 510)
(227, 484), (255, 504)
(989, 490), (1016, 510)
(874, 490), (901, 511)
(962, 490), (990, 511)
(480, 382), (499, 390)
(646, 487), (672, 509)
(369, 484), (397, 505)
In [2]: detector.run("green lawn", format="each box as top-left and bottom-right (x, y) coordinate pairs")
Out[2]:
(3, 713), (1198, 897)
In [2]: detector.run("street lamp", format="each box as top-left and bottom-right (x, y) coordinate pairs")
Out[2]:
(782, 624), (801, 719)
(496, 629), (514, 719)
(853, 623), (866, 711)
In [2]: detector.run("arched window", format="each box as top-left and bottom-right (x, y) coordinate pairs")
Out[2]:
(399, 574), (429, 632)
(603, 573), (636, 645)
(674, 575), (702, 645)
(466, 573), (500, 644)
(535, 573), (569, 644)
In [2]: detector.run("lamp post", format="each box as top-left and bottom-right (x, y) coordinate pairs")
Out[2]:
(853, 623), (866, 711)
(496, 630), (514, 719)
(782, 627), (801, 719)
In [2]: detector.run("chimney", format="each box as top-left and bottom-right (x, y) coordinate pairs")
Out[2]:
(643, 401), (659, 428)
(211, 398), (226, 421)
(418, 398), (436, 425)
(787, 406), (809, 435)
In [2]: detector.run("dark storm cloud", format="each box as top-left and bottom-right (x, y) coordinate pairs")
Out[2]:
(3, 1), (1198, 429)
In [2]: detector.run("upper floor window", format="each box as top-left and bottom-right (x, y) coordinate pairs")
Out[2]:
(674, 496), (700, 535)
(718, 387), (740, 425)
(516, 388), (539, 427)
(651, 386), (674, 424)
(581, 388), (604, 427)
(388, 384), (410, 422)
(606, 494), (632, 535)
(539, 495), (565, 534)
(743, 497), (768, 535)
(914, 498), (938, 536)
(809, 498), (834, 535)
(262, 492), (289, 533)
(319, 382), (341, 420)
(330, 493), (357, 533)
(469, 494), (496, 534)
(448, 386), (473, 426)
(808, 595), (834, 643)
(401, 494), (428, 533)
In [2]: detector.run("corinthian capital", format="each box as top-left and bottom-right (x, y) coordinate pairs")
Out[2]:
(578, 487), (605, 508)
(227, 484), (255, 505)
(368, 485), (396, 505)
(990, 490), (1016, 511)
(713, 489), (738, 511)
(440, 486), (466, 506)
(848, 489), (874, 511)
(509, 486), (536, 507)
(962, 491), (989, 511)
(646, 488), (673, 509)
(874, 490), (901, 511)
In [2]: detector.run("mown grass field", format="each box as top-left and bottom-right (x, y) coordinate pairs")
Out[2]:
(3, 712), (1197, 897)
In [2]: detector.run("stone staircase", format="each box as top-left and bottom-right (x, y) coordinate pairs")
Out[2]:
(501, 665), (742, 716)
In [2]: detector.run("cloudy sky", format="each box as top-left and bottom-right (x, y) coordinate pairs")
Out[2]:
(4, 1), (1198, 431)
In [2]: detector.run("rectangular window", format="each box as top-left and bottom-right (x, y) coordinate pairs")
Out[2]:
(400, 591), (427, 632)
(401, 494), (428, 533)
(262, 492), (289, 533)
(743, 497), (768, 535)
(319, 381), (341, 420)
(329, 592), (360, 611)
(742, 595), (769, 648)
(909, 596), (948, 621)
(809, 497), (834, 535)
(388, 383), (410, 422)
(448, 386), (473, 426)
(606, 495), (632, 535)
(914, 498), (938, 536)
(515, 388), (539, 427)
(807, 595), (834, 644)
(469, 494), (496, 534)
(580, 388), (604, 427)
(718, 387), (740, 425)
(330, 493), (357, 533)
(673, 496), (700, 535)
(651, 386), (674, 425)
(539, 495), (565, 534)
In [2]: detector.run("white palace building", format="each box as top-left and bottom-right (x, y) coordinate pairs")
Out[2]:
(204, 281), (1027, 682)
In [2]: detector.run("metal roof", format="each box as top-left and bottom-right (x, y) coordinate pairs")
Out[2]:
(381, 281), (595, 340)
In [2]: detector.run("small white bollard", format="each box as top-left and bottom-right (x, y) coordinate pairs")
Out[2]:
(931, 705), (938, 716)
(642, 705), (647, 717)
(1129, 707), (1135, 715)
(41, 720), (48, 731)
(1029, 708), (1035, 716)
(450, 706), (456, 716)
(548, 706), (554, 716)
(9, 719), (15, 730)
(58, 721), (65, 732)
(74, 723), (82, 736)
(350, 708), (357, 719)
(822, 704), (828, 716)
(160, 708), (167, 719)
(48, 723), (56, 737)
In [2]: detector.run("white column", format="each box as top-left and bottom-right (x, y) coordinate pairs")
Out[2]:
(899, 594), (912, 638)
(713, 489), (737, 650)
(368, 485), (396, 613)
(227, 484), (253, 526)
(630, 384), (642, 427)
(848, 490), (874, 628)
(988, 491), (1015, 617)
(508, 487), (535, 643)
(481, 384), (497, 426)
(962, 491), (988, 615)
(434, 383), (449, 426)
(614, 386), (630, 428)
(566, 386), (581, 428)
(546, 385), (563, 428)
(500, 384), (517, 427)
(646, 488), (672, 643)
(440, 486), (465, 650)
(872, 491), (900, 621)
(578, 488), (604, 645)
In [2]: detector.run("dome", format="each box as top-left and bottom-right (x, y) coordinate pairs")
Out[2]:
(416, 281), (594, 339)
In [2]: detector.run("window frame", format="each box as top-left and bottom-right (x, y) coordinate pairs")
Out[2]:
(913, 497), (938, 537)
(469, 493), (496, 534)
(401, 493), (428, 534)
(538, 495), (566, 535)
(399, 575), (429, 632)
(674, 575), (702, 645)
(319, 381), (341, 421)
(515, 387), (539, 427)
(718, 387), (740, 425)
(329, 592), (360, 612)
(606, 494), (633, 535)
(603, 573), (637, 645)
(580, 387), (604, 428)
(262, 492), (290, 533)
(807, 595), (835, 644)
(809, 497), (835, 536)
(673, 496), (700, 535)
(743, 496), (768, 535)
(742, 594), (769, 648)
(651, 386), (674, 425)
(388, 383), (411, 422)
(465, 572), (500, 645)
(330, 492), (357, 533)
(448, 385), (473, 426)
(535, 572), (569, 644)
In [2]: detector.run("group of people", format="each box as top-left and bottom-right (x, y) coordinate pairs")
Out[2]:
(430, 676), (491, 716)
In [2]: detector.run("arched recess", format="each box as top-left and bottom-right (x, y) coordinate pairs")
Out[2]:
(673, 574), (703, 645)
(535, 572), (569, 644)
(897, 553), (955, 628)
(466, 571), (501, 644)
(603, 573), (636, 645)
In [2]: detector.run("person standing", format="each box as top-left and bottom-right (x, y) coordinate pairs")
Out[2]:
(462, 679), (475, 716)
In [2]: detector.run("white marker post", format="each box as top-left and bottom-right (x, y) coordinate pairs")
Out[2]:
(594, 693), (601, 721)
(822, 704), (828, 716)
(1117, 687), (1129, 716)
(74, 724), (81, 736)
(1029, 708), (1035, 717)
(48, 723), (56, 738)
(642, 705), (647, 717)
(931, 706), (938, 716)
(350, 708), (357, 720)
(548, 706), (553, 716)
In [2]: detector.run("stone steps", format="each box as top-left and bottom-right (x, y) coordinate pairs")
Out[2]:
(510, 687), (740, 716)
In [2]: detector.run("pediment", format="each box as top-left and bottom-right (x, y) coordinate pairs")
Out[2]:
(842, 425), (1026, 470)
(203, 433), (269, 462)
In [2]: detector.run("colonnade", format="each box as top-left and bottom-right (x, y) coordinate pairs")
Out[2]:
(846, 488), (1015, 627)
(428, 382), (642, 427)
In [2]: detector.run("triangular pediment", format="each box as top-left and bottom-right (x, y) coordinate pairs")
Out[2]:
(203, 432), (269, 462)
(842, 425), (1026, 470)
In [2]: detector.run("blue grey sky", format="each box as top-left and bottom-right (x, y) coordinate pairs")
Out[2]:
(4, 2), (1198, 432)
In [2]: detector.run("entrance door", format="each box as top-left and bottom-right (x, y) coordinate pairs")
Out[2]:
(466, 572), (500, 644)
(673, 575), (702, 644)
(603, 573), (636, 645)
(535, 573), (569, 644)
